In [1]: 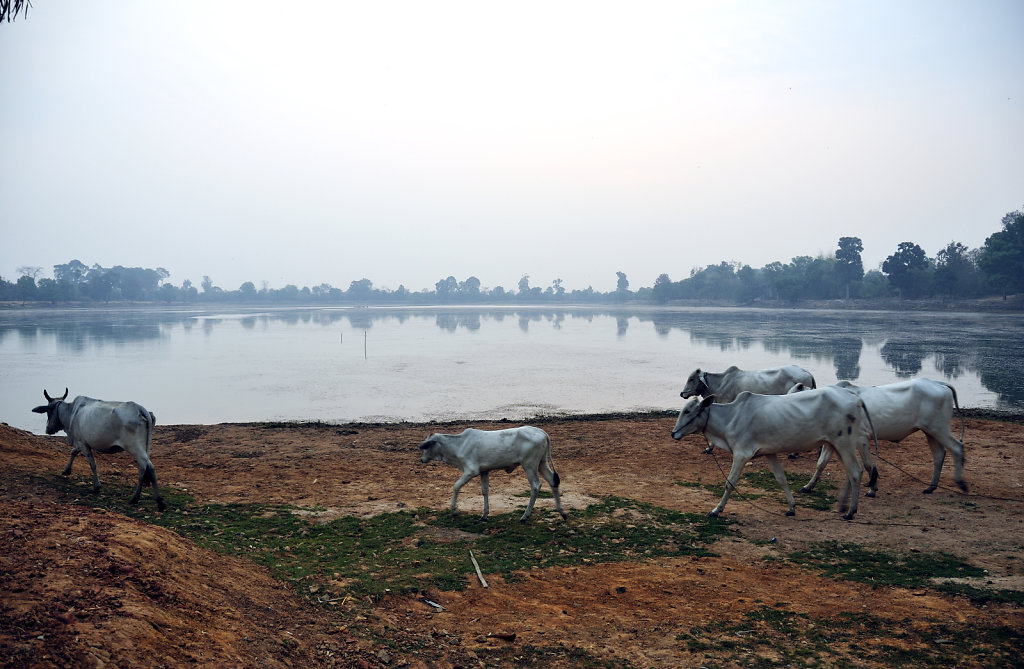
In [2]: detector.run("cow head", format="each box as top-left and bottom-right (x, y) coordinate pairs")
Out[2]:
(418, 435), (441, 463)
(31, 388), (69, 435)
(671, 395), (715, 440)
(680, 369), (709, 399)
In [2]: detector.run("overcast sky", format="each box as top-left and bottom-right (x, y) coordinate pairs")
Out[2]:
(2, 1), (1021, 294)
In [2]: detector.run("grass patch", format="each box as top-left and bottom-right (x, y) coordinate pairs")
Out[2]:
(678, 607), (1024, 667)
(675, 470), (836, 511)
(786, 540), (986, 589)
(43, 476), (731, 600)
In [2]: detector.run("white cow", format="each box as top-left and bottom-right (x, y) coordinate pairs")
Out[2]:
(418, 426), (567, 522)
(32, 388), (166, 511)
(670, 388), (877, 519)
(799, 379), (967, 496)
(680, 365), (816, 404)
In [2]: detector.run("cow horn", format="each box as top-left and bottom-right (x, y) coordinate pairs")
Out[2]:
(61, 387), (68, 400)
(43, 388), (69, 402)
(43, 389), (52, 401)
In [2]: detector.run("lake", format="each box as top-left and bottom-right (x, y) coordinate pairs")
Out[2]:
(3, 306), (1022, 434)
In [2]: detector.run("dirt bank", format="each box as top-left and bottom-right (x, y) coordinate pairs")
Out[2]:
(1, 414), (1022, 667)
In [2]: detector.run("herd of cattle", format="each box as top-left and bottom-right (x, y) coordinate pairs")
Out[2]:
(30, 364), (967, 521)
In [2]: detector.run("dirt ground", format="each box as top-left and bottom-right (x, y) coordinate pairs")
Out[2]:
(1, 413), (1022, 668)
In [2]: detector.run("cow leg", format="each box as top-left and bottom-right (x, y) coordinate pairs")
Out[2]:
(922, 435), (946, 494)
(801, 444), (833, 493)
(521, 467), (543, 522)
(478, 472), (490, 520)
(132, 457), (167, 511)
(833, 443), (863, 520)
(539, 459), (567, 520)
(450, 471), (476, 514)
(710, 455), (749, 517)
(61, 445), (81, 476)
(80, 445), (101, 493)
(765, 455), (796, 516)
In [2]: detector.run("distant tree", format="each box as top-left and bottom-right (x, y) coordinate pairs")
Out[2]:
(616, 271), (629, 292)
(652, 273), (674, 303)
(934, 241), (980, 298)
(14, 274), (37, 302)
(180, 279), (198, 302)
(459, 276), (481, 298)
(977, 209), (1024, 298)
(834, 237), (864, 299)
(239, 281), (257, 300)
(17, 266), (42, 280)
(347, 278), (374, 301)
(882, 242), (931, 298)
(551, 278), (565, 297)
(435, 276), (458, 300)
(517, 274), (531, 295)
(53, 259), (89, 285)
(158, 283), (179, 303)
(201, 275), (215, 293)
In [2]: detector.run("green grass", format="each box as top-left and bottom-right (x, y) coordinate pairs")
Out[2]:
(676, 470), (837, 511)
(42, 476), (731, 599)
(678, 607), (1024, 668)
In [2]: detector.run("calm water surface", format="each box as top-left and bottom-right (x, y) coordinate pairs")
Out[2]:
(2, 306), (1022, 434)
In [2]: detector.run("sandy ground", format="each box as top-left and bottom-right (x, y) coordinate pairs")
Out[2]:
(1, 413), (1022, 667)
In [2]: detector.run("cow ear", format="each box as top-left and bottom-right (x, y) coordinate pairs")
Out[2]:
(418, 439), (433, 450)
(32, 405), (48, 413)
(699, 395), (716, 409)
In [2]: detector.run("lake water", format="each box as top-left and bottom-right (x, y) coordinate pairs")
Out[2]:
(3, 306), (1022, 434)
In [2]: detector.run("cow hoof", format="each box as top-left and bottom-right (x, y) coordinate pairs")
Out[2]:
(157, 500), (167, 512)
(785, 510), (795, 517)
(958, 481), (969, 492)
(866, 491), (876, 498)
(708, 510), (720, 518)
(842, 512), (855, 521)
(61, 469), (72, 476)
(799, 486), (812, 493)
(922, 487), (935, 494)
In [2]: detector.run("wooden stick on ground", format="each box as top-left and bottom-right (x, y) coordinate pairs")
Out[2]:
(469, 550), (488, 588)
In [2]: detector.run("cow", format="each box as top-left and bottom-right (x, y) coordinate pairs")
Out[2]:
(670, 387), (877, 520)
(32, 388), (166, 511)
(798, 379), (967, 496)
(680, 365), (816, 404)
(681, 365), (817, 454)
(418, 426), (566, 522)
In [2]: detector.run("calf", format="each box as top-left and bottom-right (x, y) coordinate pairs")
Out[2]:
(418, 426), (566, 521)
(799, 379), (967, 495)
(671, 388), (877, 519)
(32, 388), (166, 511)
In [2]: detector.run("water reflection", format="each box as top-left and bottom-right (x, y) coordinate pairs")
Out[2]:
(2, 306), (1023, 410)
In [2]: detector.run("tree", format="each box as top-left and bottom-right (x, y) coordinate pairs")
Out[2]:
(834, 237), (864, 299)
(459, 276), (481, 298)
(435, 276), (458, 300)
(14, 274), (37, 302)
(882, 242), (930, 298)
(53, 259), (89, 285)
(348, 278), (374, 301)
(517, 275), (531, 295)
(977, 209), (1024, 298)
(934, 241), (980, 298)
(615, 271), (629, 292)
(652, 274), (674, 303)
(239, 281), (257, 300)
(1, 0), (31, 22)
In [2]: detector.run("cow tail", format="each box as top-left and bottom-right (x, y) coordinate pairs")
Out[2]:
(810, 376), (817, 390)
(859, 398), (879, 488)
(545, 433), (561, 489)
(940, 382), (965, 444)
(143, 409), (155, 457)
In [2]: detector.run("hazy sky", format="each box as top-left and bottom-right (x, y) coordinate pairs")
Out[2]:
(2, 1), (1021, 293)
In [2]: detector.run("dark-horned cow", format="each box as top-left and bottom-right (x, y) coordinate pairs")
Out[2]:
(32, 388), (166, 511)
(671, 388), (877, 519)
(418, 426), (566, 522)
(681, 365), (817, 404)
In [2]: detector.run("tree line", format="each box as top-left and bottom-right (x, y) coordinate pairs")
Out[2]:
(4, 208), (1022, 306)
